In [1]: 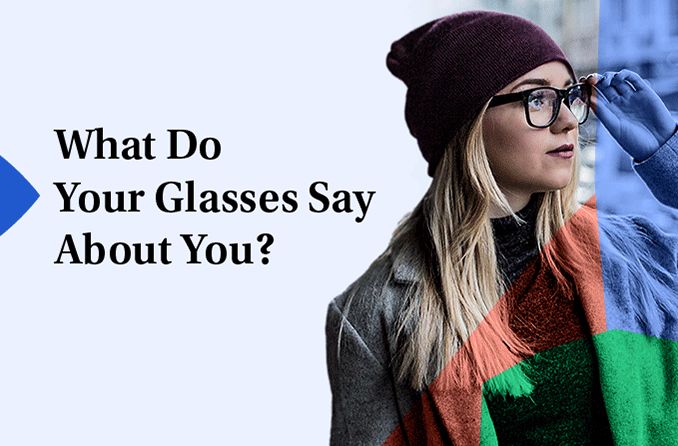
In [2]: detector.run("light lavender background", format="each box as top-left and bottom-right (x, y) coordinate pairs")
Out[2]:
(0, 1), (445, 444)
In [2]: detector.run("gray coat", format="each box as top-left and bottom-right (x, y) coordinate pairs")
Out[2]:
(325, 244), (422, 446)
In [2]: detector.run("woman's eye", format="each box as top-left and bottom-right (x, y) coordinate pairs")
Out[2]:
(528, 95), (545, 109)
(528, 89), (557, 109)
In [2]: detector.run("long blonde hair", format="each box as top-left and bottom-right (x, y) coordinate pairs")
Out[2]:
(382, 100), (587, 397)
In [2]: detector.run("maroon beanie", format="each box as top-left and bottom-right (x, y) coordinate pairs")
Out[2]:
(386, 11), (576, 177)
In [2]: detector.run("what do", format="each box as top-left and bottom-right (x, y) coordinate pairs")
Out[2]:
(55, 128), (222, 160)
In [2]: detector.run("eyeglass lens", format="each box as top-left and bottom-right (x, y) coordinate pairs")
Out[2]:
(526, 86), (589, 127)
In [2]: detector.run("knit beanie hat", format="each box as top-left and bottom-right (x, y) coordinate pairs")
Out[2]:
(386, 11), (576, 177)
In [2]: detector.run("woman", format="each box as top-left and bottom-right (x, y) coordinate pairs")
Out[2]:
(325, 10), (678, 446)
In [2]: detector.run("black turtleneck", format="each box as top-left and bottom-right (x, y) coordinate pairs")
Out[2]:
(491, 193), (541, 284)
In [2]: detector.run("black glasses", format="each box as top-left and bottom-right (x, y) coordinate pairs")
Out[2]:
(488, 83), (592, 128)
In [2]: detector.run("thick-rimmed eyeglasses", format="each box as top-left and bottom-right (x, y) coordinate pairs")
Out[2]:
(488, 83), (592, 128)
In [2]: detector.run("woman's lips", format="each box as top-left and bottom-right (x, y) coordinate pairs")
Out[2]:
(546, 144), (574, 158)
(546, 150), (574, 159)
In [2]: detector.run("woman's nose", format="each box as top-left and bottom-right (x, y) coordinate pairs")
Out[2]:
(551, 98), (579, 132)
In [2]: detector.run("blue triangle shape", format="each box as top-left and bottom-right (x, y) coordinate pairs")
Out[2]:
(0, 155), (39, 237)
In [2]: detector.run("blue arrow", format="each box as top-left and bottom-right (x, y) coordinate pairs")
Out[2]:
(0, 155), (39, 237)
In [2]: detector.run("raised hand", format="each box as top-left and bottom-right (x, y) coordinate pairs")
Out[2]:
(579, 69), (677, 162)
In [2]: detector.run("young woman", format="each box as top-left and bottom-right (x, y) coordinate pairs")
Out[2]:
(325, 10), (678, 446)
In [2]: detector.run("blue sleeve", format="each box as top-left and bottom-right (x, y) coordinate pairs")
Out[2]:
(632, 128), (678, 210)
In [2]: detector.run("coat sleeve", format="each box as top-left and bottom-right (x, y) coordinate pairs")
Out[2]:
(325, 300), (405, 446)
(632, 127), (678, 209)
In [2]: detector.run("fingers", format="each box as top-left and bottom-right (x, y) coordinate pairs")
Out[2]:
(598, 71), (622, 102)
(614, 69), (648, 92)
(579, 72), (608, 113)
(579, 69), (654, 116)
(611, 73), (636, 96)
(579, 72), (604, 86)
(579, 73), (610, 101)
(587, 69), (648, 103)
(577, 72), (615, 123)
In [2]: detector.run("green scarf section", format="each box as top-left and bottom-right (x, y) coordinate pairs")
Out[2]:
(482, 331), (678, 445)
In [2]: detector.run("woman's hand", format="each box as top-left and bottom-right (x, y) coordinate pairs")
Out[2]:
(579, 69), (677, 162)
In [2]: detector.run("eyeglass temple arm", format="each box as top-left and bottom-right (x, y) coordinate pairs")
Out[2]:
(487, 91), (525, 108)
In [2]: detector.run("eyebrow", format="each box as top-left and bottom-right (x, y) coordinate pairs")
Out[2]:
(510, 78), (575, 92)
